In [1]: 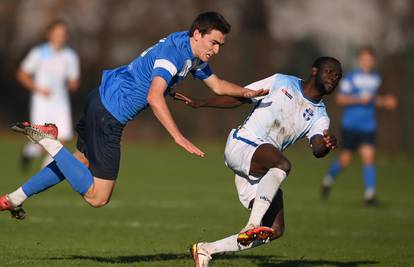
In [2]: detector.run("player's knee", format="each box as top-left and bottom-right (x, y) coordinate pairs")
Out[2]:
(85, 197), (110, 208)
(339, 152), (352, 167)
(275, 157), (291, 175)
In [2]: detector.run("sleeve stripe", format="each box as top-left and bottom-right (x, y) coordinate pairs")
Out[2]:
(153, 59), (177, 77)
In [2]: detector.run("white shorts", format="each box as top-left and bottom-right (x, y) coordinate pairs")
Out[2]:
(30, 97), (73, 141)
(224, 128), (271, 208)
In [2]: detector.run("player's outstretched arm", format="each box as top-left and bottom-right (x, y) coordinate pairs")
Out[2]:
(147, 77), (205, 157)
(310, 130), (337, 158)
(376, 94), (398, 110)
(172, 92), (250, 109)
(203, 74), (269, 98)
(336, 93), (373, 106)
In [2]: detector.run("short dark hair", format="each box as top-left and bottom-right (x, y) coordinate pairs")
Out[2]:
(312, 56), (341, 69)
(46, 19), (68, 33)
(189, 12), (231, 37)
(357, 46), (376, 57)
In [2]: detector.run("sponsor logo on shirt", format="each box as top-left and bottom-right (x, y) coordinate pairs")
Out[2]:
(281, 88), (293, 99)
(303, 107), (314, 121)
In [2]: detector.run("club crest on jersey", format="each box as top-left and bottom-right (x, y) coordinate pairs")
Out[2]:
(281, 88), (293, 99)
(303, 107), (314, 121)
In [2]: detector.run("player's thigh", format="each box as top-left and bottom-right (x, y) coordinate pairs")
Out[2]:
(359, 144), (375, 165)
(249, 143), (290, 176)
(224, 128), (266, 178)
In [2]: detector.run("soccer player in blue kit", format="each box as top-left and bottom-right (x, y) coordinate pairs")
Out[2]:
(321, 47), (397, 205)
(0, 12), (268, 219)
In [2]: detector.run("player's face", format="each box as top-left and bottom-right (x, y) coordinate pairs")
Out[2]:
(48, 24), (68, 49)
(316, 63), (342, 94)
(193, 29), (226, 61)
(358, 51), (376, 73)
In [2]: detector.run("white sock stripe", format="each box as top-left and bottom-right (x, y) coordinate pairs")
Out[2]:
(8, 187), (28, 207)
(38, 138), (63, 157)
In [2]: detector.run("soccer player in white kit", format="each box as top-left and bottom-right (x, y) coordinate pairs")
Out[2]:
(174, 57), (342, 267)
(16, 20), (80, 170)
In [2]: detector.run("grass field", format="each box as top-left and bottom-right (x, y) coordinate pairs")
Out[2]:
(0, 137), (413, 266)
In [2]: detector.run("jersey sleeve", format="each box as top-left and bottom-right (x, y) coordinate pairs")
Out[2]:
(245, 74), (277, 103)
(152, 47), (182, 84)
(306, 115), (330, 140)
(21, 48), (40, 74)
(67, 51), (80, 80)
(190, 61), (213, 80)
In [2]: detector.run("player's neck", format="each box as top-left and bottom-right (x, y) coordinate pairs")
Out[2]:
(49, 42), (64, 52)
(189, 37), (199, 58)
(302, 80), (323, 102)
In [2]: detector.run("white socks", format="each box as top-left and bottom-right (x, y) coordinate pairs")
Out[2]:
(8, 187), (28, 207)
(247, 168), (287, 227)
(202, 233), (271, 255)
(22, 142), (42, 158)
(38, 138), (63, 157)
(322, 174), (334, 187)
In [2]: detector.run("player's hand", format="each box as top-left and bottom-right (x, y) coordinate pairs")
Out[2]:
(174, 135), (205, 157)
(359, 95), (373, 105)
(382, 94), (398, 110)
(242, 88), (269, 98)
(36, 86), (51, 97)
(322, 129), (337, 150)
(172, 92), (202, 108)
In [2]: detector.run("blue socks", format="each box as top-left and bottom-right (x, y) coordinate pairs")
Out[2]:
(54, 147), (94, 195)
(327, 159), (342, 179)
(21, 147), (93, 197)
(363, 165), (376, 191)
(22, 161), (65, 197)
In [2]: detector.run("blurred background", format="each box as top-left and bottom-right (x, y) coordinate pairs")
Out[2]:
(0, 0), (413, 152)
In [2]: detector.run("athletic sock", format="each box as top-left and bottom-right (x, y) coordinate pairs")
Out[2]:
(22, 142), (42, 158)
(38, 138), (93, 196)
(247, 168), (287, 227)
(7, 161), (65, 206)
(363, 164), (376, 198)
(202, 233), (270, 255)
(328, 159), (342, 179)
(8, 188), (28, 207)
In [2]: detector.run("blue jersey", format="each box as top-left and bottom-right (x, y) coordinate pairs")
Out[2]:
(339, 69), (381, 132)
(99, 31), (213, 124)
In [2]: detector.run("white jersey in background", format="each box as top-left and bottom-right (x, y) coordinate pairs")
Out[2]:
(21, 43), (80, 140)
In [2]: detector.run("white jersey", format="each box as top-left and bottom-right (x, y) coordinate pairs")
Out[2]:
(236, 73), (330, 151)
(21, 43), (80, 140)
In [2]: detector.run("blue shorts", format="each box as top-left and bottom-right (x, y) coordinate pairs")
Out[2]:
(75, 88), (125, 180)
(341, 128), (376, 151)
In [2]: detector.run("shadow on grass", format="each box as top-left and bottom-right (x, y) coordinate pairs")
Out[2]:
(48, 253), (378, 266)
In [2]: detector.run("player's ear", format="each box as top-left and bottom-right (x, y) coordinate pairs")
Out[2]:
(311, 67), (318, 77)
(193, 29), (202, 41)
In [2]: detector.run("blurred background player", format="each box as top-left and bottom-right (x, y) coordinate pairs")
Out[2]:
(174, 57), (342, 267)
(16, 19), (80, 171)
(321, 46), (397, 205)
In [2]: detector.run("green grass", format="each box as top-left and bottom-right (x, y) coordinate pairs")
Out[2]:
(0, 137), (413, 266)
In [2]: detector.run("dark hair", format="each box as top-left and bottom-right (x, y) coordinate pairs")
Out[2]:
(189, 11), (231, 37)
(312, 56), (341, 69)
(46, 19), (68, 33)
(357, 46), (376, 57)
